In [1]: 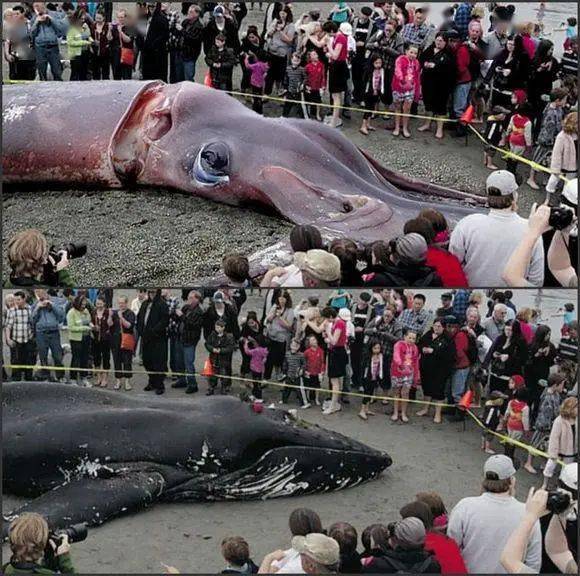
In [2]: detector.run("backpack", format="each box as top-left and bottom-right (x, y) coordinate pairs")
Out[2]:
(381, 555), (438, 574)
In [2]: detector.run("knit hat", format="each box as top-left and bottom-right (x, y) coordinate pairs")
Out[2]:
(294, 250), (341, 283)
(395, 233), (428, 265)
(393, 518), (426, 550)
(213, 291), (225, 303)
(361, 6), (373, 16)
(512, 89), (527, 105)
(213, 5), (225, 17)
(510, 375), (525, 390)
(360, 291), (372, 302)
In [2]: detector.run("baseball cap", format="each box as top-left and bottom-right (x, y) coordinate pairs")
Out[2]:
(443, 315), (459, 325)
(562, 178), (578, 206)
(394, 517), (426, 549)
(338, 308), (351, 322)
(484, 454), (516, 480)
(213, 291), (225, 303)
(560, 463), (578, 492)
(395, 233), (428, 265)
(292, 533), (340, 567)
(339, 22), (353, 36)
(486, 170), (519, 196)
(441, 292), (453, 301)
(213, 5), (225, 17)
(294, 250), (341, 283)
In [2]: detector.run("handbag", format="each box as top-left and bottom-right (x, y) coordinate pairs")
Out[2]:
(120, 331), (136, 352)
(120, 46), (135, 67)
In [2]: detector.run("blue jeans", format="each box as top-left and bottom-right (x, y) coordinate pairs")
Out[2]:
(170, 52), (185, 84)
(35, 44), (63, 81)
(183, 344), (198, 389)
(453, 82), (471, 118)
(170, 336), (185, 376)
(36, 330), (63, 379)
(183, 59), (196, 82)
(448, 367), (470, 404)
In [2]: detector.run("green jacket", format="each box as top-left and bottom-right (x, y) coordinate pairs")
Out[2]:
(3, 552), (75, 574)
(3, 270), (76, 289)
(66, 26), (91, 59)
(66, 308), (92, 342)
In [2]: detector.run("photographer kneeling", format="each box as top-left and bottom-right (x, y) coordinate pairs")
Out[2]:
(4, 513), (76, 574)
(5, 230), (80, 288)
(501, 463), (578, 574)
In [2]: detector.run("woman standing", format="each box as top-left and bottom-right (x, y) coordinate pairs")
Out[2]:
(324, 21), (350, 129)
(418, 32), (453, 139)
(112, 295), (136, 392)
(391, 43), (421, 138)
(359, 339), (385, 420)
(524, 325), (557, 420)
(390, 328), (420, 423)
(91, 297), (114, 388)
(323, 306), (349, 415)
(487, 34), (531, 108)
(67, 10), (93, 81)
(264, 291), (295, 380)
(417, 318), (455, 424)
(485, 320), (529, 395)
(67, 295), (93, 387)
(528, 39), (559, 138)
(545, 112), (578, 195)
(264, 6), (295, 95)
(91, 11), (112, 80)
(240, 311), (264, 378)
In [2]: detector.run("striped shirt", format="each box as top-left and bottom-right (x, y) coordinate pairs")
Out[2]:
(558, 337), (578, 362)
(283, 351), (305, 380)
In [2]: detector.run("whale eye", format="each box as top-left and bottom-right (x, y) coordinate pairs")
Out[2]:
(192, 142), (230, 186)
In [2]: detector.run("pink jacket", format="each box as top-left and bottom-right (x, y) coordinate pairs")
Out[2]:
(392, 55), (421, 101)
(243, 341), (268, 375)
(391, 341), (421, 384)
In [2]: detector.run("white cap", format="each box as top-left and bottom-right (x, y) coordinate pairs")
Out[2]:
(338, 308), (351, 321)
(560, 463), (578, 492)
(292, 533), (340, 567)
(486, 170), (519, 196)
(339, 22), (353, 36)
(562, 178), (578, 206)
(484, 454), (516, 480)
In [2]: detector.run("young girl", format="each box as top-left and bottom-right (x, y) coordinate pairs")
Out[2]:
(304, 50), (325, 121)
(482, 105), (510, 170)
(243, 337), (268, 400)
(359, 340), (384, 421)
(281, 339), (307, 407)
(391, 44), (421, 138)
(525, 372), (566, 475)
(303, 335), (325, 406)
(390, 329), (420, 423)
(481, 390), (508, 454)
(505, 102), (534, 177)
(244, 51), (269, 115)
(503, 387), (531, 466)
(360, 55), (386, 136)
(545, 111), (578, 195)
(542, 396), (578, 488)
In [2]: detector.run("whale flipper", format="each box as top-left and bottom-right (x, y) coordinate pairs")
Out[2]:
(3, 468), (167, 535)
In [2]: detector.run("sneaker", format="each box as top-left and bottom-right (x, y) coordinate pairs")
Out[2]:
(124, 382), (133, 391)
(155, 388), (165, 395)
(206, 389), (215, 396)
(144, 385), (153, 391)
(301, 403), (312, 409)
(322, 404), (342, 415)
(82, 379), (92, 388)
(185, 386), (199, 395)
(172, 380), (187, 389)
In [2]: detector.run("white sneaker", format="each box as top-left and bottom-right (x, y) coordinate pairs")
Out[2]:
(322, 400), (331, 410)
(322, 403), (342, 415)
(82, 379), (92, 388)
(301, 403), (312, 409)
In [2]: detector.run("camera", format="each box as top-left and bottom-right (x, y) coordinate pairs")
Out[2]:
(44, 523), (87, 569)
(549, 206), (575, 231)
(546, 490), (572, 515)
(42, 242), (87, 286)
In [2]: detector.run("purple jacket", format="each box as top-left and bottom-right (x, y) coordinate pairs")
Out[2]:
(245, 56), (269, 88)
(244, 342), (268, 374)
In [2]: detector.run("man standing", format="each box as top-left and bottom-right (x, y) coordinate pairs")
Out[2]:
(31, 289), (65, 382)
(137, 289), (169, 395)
(4, 291), (34, 382)
(399, 294), (431, 338)
(179, 290), (205, 394)
(482, 304), (508, 342)
(449, 171), (545, 287)
(141, 2), (170, 81)
(448, 455), (542, 574)
(351, 6), (373, 104)
(166, 290), (185, 387)
(180, 4), (204, 81)
(31, 2), (68, 81)
(401, 7), (435, 53)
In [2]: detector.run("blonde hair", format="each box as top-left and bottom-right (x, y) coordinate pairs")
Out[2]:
(560, 397), (578, 419)
(9, 513), (49, 563)
(563, 112), (578, 135)
(516, 307), (532, 323)
(7, 229), (48, 279)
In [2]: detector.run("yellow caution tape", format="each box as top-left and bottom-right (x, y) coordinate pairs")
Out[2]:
(5, 363), (565, 466)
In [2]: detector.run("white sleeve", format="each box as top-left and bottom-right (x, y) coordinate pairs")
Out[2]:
(525, 236), (545, 287)
(523, 519), (543, 572)
(447, 504), (465, 550)
(449, 221), (467, 264)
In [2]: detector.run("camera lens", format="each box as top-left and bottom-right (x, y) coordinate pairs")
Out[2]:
(547, 490), (571, 515)
(60, 523), (88, 544)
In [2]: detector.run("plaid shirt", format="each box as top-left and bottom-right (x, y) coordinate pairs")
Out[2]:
(453, 3), (472, 39)
(401, 22), (435, 50)
(167, 296), (182, 337)
(452, 290), (471, 324)
(399, 308), (432, 336)
(167, 10), (182, 51)
(5, 306), (33, 343)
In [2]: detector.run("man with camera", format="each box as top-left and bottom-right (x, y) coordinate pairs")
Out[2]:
(30, 2), (68, 81)
(501, 463), (577, 574)
(3, 513), (76, 574)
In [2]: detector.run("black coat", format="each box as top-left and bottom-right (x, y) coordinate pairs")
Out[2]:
(419, 330), (456, 399)
(142, 4), (170, 81)
(181, 17), (204, 61)
(137, 295), (169, 372)
(363, 264), (442, 287)
(362, 548), (441, 574)
(203, 304), (240, 340)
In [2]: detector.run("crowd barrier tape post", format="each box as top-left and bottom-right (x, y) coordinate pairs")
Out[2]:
(5, 363), (566, 466)
(5, 79), (567, 181)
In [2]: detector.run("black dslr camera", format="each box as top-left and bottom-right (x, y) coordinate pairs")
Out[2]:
(546, 490), (572, 514)
(44, 523), (87, 569)
(42, 243), (87, 286)
(549, 206), (575, 231)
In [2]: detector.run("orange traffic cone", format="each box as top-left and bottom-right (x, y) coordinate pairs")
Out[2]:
(202, 357), (214, 377)
(458, 389), (474, 411)
(460, 104), (475, 124)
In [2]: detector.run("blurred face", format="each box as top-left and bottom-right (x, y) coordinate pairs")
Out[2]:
(188, 6), (199, 19)
(216, 324), (225, 335)
(383, 309), (394, 323)
(494, 308), (507, 322)
(247, 318), (258, 330)
(412, 298), (424, 313)
(278, 295), (287, 308)
(147, 290), (157, 300)
(407, 46), (418, 60)
(504, 324), (513, 338)
(117, 11), (126, 24)
(385, 21), (395, 34)
(433, 321), (444, 335)
(309, 336), (318, 348)
(373, 58), (383, 69)
(372, 343), (382, 355)
(215, 37), (225, 49)
(507, 39), (515, 52)
(33, 3), (46, 16)
(248, 31), (258, 43)
(14, 295), (26, 308)
(570, 327), (578, 339)
(469, 26), (481, 42)
(35, 289), (47, 301)
(95, 13), (104, 24)
(79, 299), (87, 310)
(96, 299), (105, 310)
(290, 341), (300, 353)
(466, 309), (479, 325)
(310, 50), (319, 62)
(405, 331), (417, 344)
(279, 9), (287, 22)
(291, 55), (301, 66)
(434, 35), (446, 50)
(118, 298), (127, 311)
(6, 295), (15, 308)
(414, 12), (426, 26)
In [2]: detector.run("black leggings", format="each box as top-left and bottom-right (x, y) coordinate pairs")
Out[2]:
(265, 54), (287, 94)
(264, 340), (287, 379)
(304, 375), (321, 402)
(251, 371), (263, 399)
(362, 377), (381, 405)
(70, 338), (90, 381)
(92, 339), (111, 370)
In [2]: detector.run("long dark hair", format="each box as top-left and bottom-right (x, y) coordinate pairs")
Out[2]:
(529, 324), (551, 354)
(533, 39), (554, 64)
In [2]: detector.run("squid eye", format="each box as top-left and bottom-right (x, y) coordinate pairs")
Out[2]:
(342, 202), (353, 214)
(192, 142), (230, 186)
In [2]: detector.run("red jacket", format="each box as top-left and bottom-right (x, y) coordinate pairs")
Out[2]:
(304, 346), (326, 375)
(425, 531), (468, 575)
(453, 43), (472, 84)
(453, 330), (472, 369)
(426, 247), (468, 287)
(391, 340), (421, 384)
(305, 61), (326, 91)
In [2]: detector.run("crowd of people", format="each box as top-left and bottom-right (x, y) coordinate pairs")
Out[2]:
(4, 459), (578, 574)
(3, 288), (577, 473)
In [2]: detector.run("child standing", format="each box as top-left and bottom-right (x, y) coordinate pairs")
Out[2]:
(505, 102), (534, 178)
(244, 52), (269, 114)
(243, 337), (268, 400)
(304, 50), (326, 121)
(205, 319), (237, 395)
(503, 387), (531, 466)
(360, 55), (386, 136)
(282, 52), (307, 118)
(205, 33), (237, 91)
(391, 44), (421, 138)
(359, 340), (384, 421)
(281, 339), (308, 407)
(303, 335), (325, 406)
(481, 390), (508, 454)
(482, 105), (511, 170)
(390, 329), (420, 423)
